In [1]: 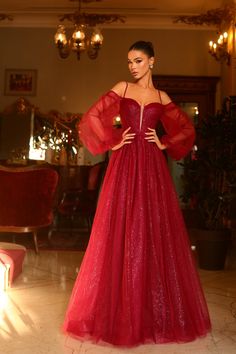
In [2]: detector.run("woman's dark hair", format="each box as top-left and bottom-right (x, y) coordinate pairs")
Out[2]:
(128, 41), (155, 58)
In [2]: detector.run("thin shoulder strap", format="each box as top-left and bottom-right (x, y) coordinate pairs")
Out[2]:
(157, 89), (162, 104)
(123, 82), (128, 97)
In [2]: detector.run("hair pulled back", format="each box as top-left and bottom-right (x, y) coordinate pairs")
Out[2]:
(128, 41), (155, 58)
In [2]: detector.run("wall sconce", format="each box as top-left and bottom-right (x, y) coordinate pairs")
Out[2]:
(208, 31), (231, 65)
(173, 3), (235, 66)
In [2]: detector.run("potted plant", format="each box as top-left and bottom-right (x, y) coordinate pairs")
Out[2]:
(180, 97), (236, 270)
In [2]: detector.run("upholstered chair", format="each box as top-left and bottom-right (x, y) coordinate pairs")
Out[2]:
(0, 165), (58, 253)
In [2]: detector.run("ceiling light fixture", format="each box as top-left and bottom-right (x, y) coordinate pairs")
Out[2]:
(54, 0), (125, 60)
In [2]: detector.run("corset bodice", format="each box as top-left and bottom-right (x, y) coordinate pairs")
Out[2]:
(119, 97), (164, 134)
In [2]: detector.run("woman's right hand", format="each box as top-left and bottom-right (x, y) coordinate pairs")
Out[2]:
(111, 127), (135, 151)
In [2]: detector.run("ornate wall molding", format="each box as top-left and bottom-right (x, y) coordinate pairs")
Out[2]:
(0, 14), (13, 22)
(173, 4), (236, 30)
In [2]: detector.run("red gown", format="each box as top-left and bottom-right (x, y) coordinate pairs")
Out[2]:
(63, 90), (211, 346)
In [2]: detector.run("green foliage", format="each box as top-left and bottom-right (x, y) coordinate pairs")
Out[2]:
(180, 108), (236, 230)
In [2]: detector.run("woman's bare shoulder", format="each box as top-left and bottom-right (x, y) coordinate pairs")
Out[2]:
(159, 90), (172, 105)
(111, 81), (129, 96)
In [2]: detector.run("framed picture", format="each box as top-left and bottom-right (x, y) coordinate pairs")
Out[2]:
(4, 69), (37, 96)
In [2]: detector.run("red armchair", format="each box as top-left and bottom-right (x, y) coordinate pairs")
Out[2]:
(0, 165), (58, 253)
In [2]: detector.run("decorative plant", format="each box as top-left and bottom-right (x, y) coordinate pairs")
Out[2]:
(180, 99), (236, 230)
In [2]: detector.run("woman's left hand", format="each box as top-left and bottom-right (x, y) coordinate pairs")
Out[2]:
(145, 128), (167, 150)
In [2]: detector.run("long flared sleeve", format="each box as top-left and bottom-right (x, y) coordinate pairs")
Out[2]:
(160, 102), (196, 160)
(79, 90), (123, 155)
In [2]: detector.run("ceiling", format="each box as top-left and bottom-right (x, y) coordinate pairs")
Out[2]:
(0, 0), (227, 29)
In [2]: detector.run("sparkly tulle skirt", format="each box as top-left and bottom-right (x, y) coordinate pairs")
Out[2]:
(63, 137), (211, 347)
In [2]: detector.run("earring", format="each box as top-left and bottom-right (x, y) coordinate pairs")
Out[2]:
(149, 64), (153, 69)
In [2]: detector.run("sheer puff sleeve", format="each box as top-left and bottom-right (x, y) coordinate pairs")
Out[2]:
(160, 102), (196, 160)
(79, 90), (124, 155)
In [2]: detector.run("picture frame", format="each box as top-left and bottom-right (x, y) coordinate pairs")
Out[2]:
(4, 69), (37, 96)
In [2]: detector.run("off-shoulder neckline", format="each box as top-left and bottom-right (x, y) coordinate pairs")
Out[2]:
(109, 90), (173, 108)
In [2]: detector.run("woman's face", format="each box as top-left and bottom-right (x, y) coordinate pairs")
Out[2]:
(128, 49), (154, 80)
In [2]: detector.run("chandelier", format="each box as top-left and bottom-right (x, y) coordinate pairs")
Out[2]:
(54, 0), (125, 60)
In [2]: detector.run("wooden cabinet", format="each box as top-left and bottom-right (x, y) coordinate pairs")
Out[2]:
(153, 75), (219, 120)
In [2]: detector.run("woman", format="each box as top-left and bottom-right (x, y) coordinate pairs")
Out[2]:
(63, 41), (211, 346)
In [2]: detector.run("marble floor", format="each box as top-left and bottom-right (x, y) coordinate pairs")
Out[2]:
(0, 249), (236, 354)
